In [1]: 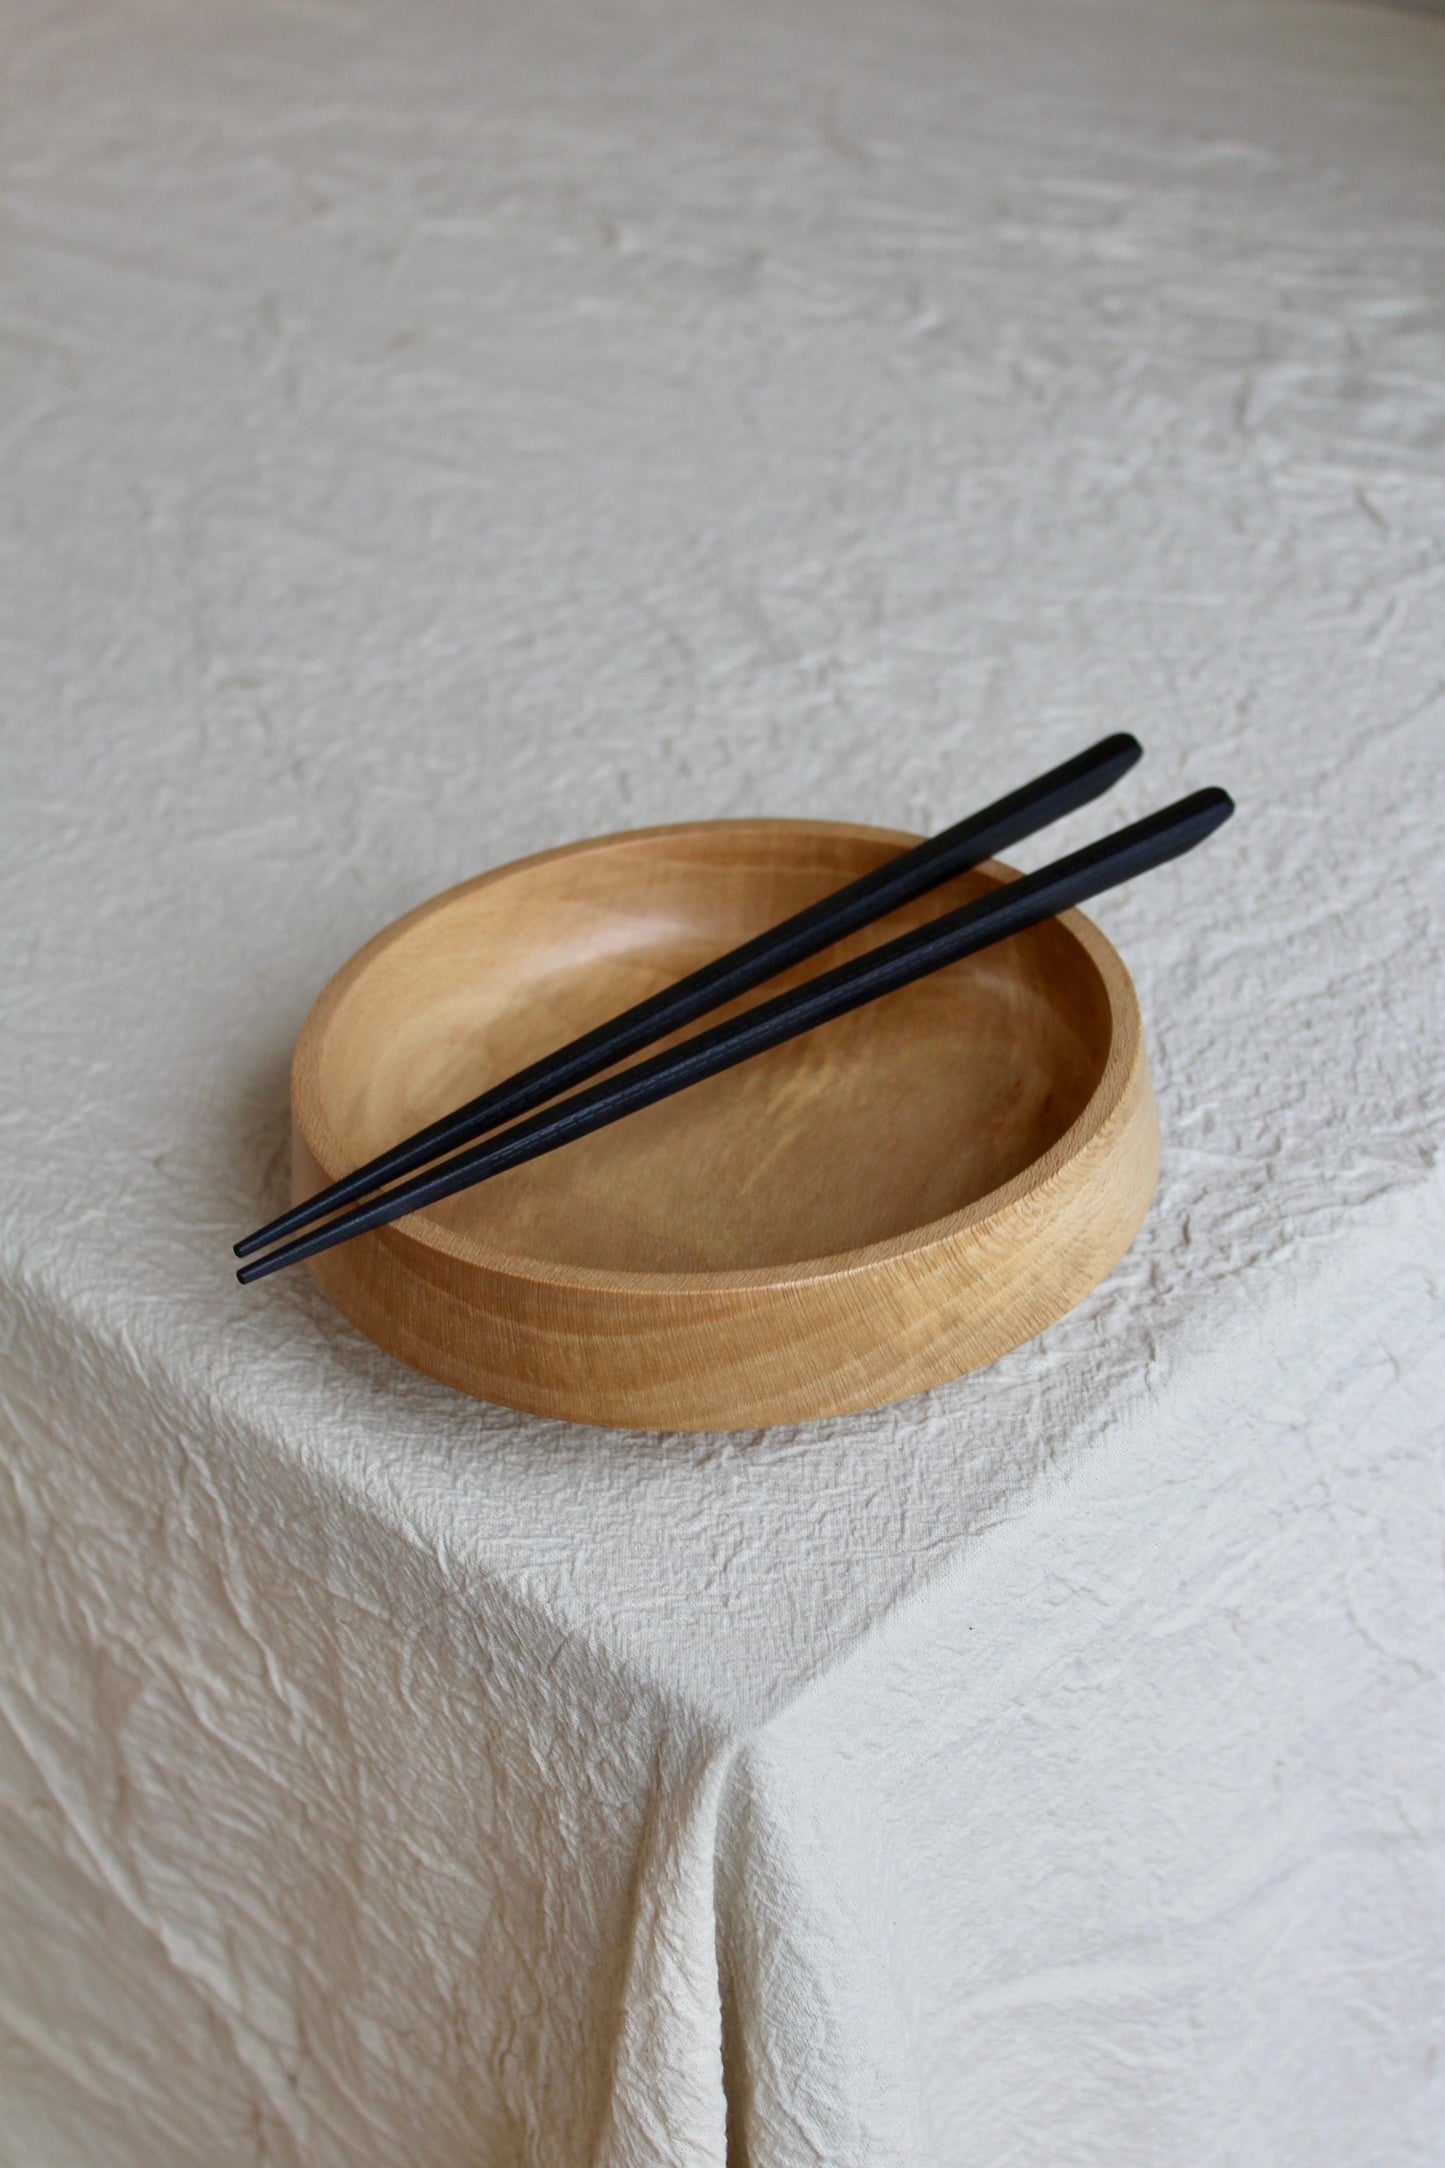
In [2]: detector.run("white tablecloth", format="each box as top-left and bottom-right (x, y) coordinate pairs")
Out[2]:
(2, 0), (1443, 2160)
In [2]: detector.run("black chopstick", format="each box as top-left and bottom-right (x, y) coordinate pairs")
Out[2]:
(235, 733), (1141, 1261)
(237, 787), (1232, 1284)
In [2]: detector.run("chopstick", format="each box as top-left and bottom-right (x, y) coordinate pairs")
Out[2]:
(237, 787), (1232, 1284)
(235, 733), (1141, 1261)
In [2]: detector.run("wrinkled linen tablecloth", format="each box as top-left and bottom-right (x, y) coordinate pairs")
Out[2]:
(2, 0), (1443, 2160)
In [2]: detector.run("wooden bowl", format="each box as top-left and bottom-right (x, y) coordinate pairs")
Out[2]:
(291, 819), (1159, 1430)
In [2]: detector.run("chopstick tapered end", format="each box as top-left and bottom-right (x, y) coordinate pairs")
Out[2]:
(235, 1216), (293, 1257)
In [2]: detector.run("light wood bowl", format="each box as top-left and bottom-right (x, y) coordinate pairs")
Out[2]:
(292, 819), (1159, 1431)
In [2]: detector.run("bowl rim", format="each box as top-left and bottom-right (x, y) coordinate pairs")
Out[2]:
(291, 816), (1144, 1297)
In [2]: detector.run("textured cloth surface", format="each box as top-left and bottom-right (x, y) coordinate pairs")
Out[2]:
(2, 0), (1444, 2160)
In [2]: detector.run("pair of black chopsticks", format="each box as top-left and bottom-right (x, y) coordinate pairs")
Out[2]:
(236, 738), (1232, 1283)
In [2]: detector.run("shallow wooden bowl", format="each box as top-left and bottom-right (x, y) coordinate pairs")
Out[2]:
(292, 819), (1160, 1431)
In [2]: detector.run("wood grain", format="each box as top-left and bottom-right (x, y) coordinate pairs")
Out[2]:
(291, 818), (1160, 1429)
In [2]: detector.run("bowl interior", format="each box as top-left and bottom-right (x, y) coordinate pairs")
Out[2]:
(309, 823), (1116, 1275)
